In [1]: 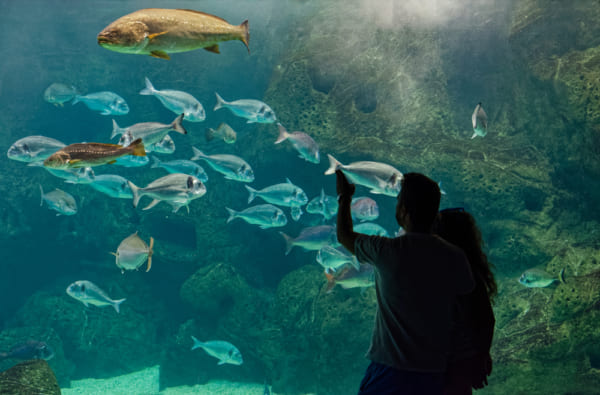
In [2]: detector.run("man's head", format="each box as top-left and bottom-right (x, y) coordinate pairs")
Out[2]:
(395, 173), (441, 233)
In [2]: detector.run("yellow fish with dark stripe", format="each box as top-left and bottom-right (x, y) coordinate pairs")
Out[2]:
(97, 9), (249, 60)
(44, 138), (146, 169)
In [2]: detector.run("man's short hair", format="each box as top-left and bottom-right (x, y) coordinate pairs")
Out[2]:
(397, 173), (441, 232)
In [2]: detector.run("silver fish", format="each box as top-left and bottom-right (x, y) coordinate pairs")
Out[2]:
(0, 340), (54, 361)
(317, 245), (359, 272)
(72, 91), (129, 115)
(29, 161), (96, 184)
(66, 280), (126, 313)
(113, 114), (187, 147)
(7, 135), (66, 163)
(43, 83), (79, 106)
(519, 268), (565, 288)
(325, 264), (375, 292)
(351, 197), (379, 222)
(206, 123), (237, 144)
(306, 189), (338, 220)
(354, 222), (389, 237)
(226, 204), (287, 229)
(214, 92), (276, 123)
(39, 185), (77, 216)
(128, 173), (206, 213)
(140, 77), (205, 122)
(114, 155), (150, 167)
(245, 178), (308, 209)
(151, 156), (208, 182)
(191, 336), (243, 365)
(149, 134), (176, 154)
(325, 154), (403, 197)
(280, 225), (338, 255)
(275, 123), (319, 164)
(471, 102), (488, 139)
(191, 147), (254, 182)
(88, 174), (133, 199)
(111, 232), (154, 273)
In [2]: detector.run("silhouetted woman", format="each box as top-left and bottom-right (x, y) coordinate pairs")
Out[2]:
(433, 208), (497, 395)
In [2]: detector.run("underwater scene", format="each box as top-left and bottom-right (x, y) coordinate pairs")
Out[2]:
(1, 0), (600, 393)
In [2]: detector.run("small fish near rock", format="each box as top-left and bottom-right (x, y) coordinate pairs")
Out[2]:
(66, 280), (126, 313)
(98, 9), (249, 60)
(519, 268), (565, 288)
(0, 340), (54, 361)
(471, 102), (488, 139)
(111, 232), (154, 273)
(190, 336), (243, 366)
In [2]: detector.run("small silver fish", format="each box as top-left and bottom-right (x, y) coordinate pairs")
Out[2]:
(43, 83), (79, 106)
(191, 336), (243, 365)
(354, 222), (389, 237)
(114, 154), (150, 167)
(112, 114), (187, 146)
(88, 174), (133, 199)
(151, 156), (208, 182)
(351, 197), (379, 222)
(317, 246), (359, 272)
(128, 173), (206, 213)
(111, 232), (154, 273)
(29, 162), (96, 184)
(140, 77), (205, 122)
(72, 91), (129, 115)
(306, 189), (338, 220)
(519, 268), (565, 288)
(471, 102), (488, 139)
(39, 185), (77, 216)
(7, 136), (66, 163)
(325, 264), (375, 292)
(280, 225), (338, 255)
(191, 147), (254, 182)
(226, 204), (287, 229)
(66, 280), (126, 313)
(245, 178), (308, 208)
(214, 92), (276, 123)
(148, 135), (176, 154)
(206, 123), (237, 144)
(275, 123), (319, 164)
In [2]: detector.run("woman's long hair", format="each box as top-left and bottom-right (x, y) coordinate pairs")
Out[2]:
(434, 209), (497, 303)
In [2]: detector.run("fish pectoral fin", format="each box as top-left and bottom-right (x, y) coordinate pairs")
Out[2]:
(148, 31), (168, 40)
(217, 360), (226, 365)
(150, 50), (170, 60)
(142, 199), (161, 210)
(101, 109), (111, 115)
(68, 159), (83, 167)
(108, 160), (116, 164)
(204, 45), (220, 54)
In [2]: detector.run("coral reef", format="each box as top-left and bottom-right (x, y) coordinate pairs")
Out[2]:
(0, 359), (60, 395)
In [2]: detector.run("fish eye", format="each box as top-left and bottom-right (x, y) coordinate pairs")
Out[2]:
(81, 284), (85, 292)
(22, 143), (29, 152)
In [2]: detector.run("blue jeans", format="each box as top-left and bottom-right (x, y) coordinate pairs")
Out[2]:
(358, 361), (444, 395)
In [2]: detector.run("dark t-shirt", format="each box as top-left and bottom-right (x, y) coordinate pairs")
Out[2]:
(355, 233), (474, 372)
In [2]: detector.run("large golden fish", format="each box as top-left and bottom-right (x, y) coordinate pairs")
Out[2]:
(97, 9), (249, 60)
(44, 138), (146, 169)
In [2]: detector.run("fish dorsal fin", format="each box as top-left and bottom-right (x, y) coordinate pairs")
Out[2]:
(176, 9), (230, 23)
(286, 178), (293, 184)
(204, 45), (220, 54)
(150, 50), (170, 60)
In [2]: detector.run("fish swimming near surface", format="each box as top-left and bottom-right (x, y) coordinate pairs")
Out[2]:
(471, 102), (488, 139)
(97, 8), (250, 59)
(43, 138), (146, 169)
(66, 280), (126, 313)
(72, 91), (129, 115)
(306, 189), (338, 220)
(206, 123), (237, 144)
(88, 174), (133, 199)
(190, 336), (243, 365)
(111, 232), (154, 273)
(280, 225), (338, 255)
(128, 173), (206, 213)
(140, 78), (205, 122)
(43, 83), (79, 106)
(317, 245), (360, 273)
(39, 185), (77, 216)
(325, 154), (403, 197)
(214, 92), (276, 124)
(226, 204), (288, 229)
(191, 147), (254, 182)
(148, 135), (176, 154)
(0, 340), (54, 361)
(354, 222), (389, 237)
(325, 264), (375, 292)
(151, 156), (208, 182)
(275, 123), (320, 164)
(519, 268), (565, 288)
(7, 135), (66, 163)
(112, 114), (187, 146)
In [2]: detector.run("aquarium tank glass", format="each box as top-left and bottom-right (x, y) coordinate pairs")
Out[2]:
(1, 0), (599, 394)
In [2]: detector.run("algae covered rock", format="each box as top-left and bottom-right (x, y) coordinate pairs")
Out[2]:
(0, 359), (61, 395)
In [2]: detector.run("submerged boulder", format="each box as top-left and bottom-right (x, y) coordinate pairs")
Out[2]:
(0, 359), (61, 395)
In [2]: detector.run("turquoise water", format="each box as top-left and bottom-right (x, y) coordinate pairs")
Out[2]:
(1, 0), (600, 394)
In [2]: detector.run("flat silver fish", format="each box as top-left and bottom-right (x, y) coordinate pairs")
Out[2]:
(29, 161), (96, 184)
(128, 173), (206, 213)
(354, 222), (389, 237)
(351, 197), (379, 222)
(325, 264), (375, 292)
(519, 268), (565, 288)
(72, 91), (129, 115)
(43, 83), (79, 106)
(191, 147), (254, 182)
(112, 114), (187, 146)
(214, 92), (276, 123)
(226, 204), (287, 229)
(111, 232), (154, 273)
(66, 280), (126, 313)
(317, 246), (359, 272)
(279, 225), (338, 255)
(89, 174), (133, 199)
(206, 123), (237, 144)
(191, 336), (243, 365)
(7, 135), (66, 163)
(140, 77), (205, 121)
(151, 156), (208, 182)
(39, 185), (77, 216)
(471, 102), (488, 139)
(306, 189), (338, 220)
(148, 135), (176, 154)
(275, 123), (319, 164)
(114, 154), (150, 167)
(245, 178), (308, 208)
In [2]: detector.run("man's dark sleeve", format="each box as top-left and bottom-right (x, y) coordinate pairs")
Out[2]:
(354, 235), (385, 266)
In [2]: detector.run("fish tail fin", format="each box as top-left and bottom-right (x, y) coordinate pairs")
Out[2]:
(128, 181), (141, 208)
(71, 95), (81, 105)
(150, 155), (161, 168)
(39, 184), (44, 206)
(225, 207), (237, 223)
(279, 232), (294, 255)
(113, 298), (126, 313)
(214, 92), (225, 111)
(471, 132), (478, 139)
(146, 237), (154, 272)
(244, 185), (257, 204)
(128, 138), (146, 157)
(275, 123), (289, 144)
(558, 267), (566, 284)
(239, 20), (250, 54)
(324, 154), (342, 175)
(172, 114), (187, 135)
(140, 77), (155, 95)
(190, 146), (205, 161)
(324, 272), (336, 293)
(111, 119), (121, 139)
(190, 336), (202, 350)
(206, 128), (215, 142)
